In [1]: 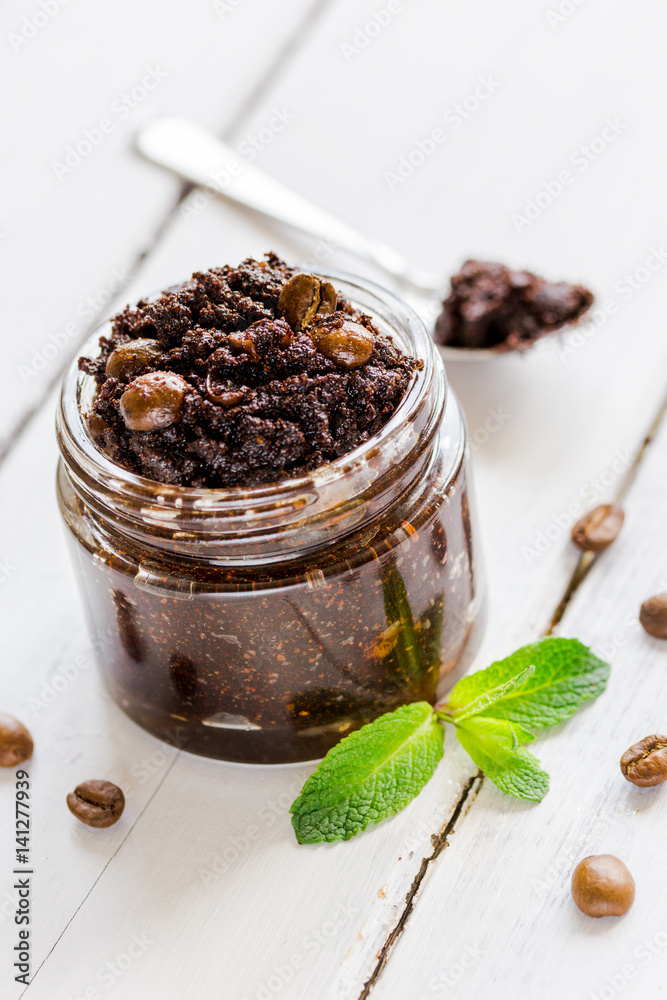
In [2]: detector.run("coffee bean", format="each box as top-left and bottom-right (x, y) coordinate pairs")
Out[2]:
(639, 593), (667, 639)
(120, 372), (189, 432)
(105, 338), (164, 381)
(621, 734), (667, 786)
(571, 855), (635, 917)
(314, 320), (375, 369)
(205, 375), (249, 407)
(430, 521), (448, 565)
(87, 412), (109, 445)
(318, 281), (337, 316)
(67, 780), (125, 828)
(226, 319), (293, 365)
(571, 504), (624, 552)
(0, 714), (33, 767)
(228, 330), (261, 362)
(113, 589), (144, 663)
(170, 653), (197, 699)
(278, 273), (337, 332)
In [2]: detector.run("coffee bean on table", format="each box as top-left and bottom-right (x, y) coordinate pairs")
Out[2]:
(621, 734), (667, 786)
(0, 714), (33, 767)
(67, 780), (125, 828)
(571, 855), (635, 917)
(120, 372), (189, 432)
(639, 593), (667, 639)
(571, 504), (624, 552)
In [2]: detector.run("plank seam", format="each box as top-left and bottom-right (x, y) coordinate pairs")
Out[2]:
(547, 383), (667, 633)
(222, 0), (336, 143)
(19, 751), (181, 997)
(0, 0), (336, 470)
(357, 773), (483, 1000)
(362, 384), (667, 996)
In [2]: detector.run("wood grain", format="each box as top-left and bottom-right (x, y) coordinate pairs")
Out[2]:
(0, 0), (327, 452)
(1, 0), (667, 997)
(370, 401), (667, 1000)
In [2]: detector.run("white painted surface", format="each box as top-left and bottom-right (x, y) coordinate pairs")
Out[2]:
(0, 0), (322, 448)
(1, 0), (666, 998)
(371, 395), (667, 1000)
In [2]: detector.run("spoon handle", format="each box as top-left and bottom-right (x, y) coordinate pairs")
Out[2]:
(137, 117), (439, 294)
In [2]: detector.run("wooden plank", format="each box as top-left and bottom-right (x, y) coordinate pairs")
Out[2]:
(110, 0), (667, 686)
(1, 0), (667, 997)
(0, 394), (182, 986)
(0, 208), (479, 997)
(368, 405), (667, 1000)
(0, 393), (481, 1000)
(0, 403), (482, 995)
(0, 0), (326, 451)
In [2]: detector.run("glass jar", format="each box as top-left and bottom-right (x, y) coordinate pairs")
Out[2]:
(56, 272), (484, 764)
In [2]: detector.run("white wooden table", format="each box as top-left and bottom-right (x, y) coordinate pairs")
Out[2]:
(2, 1), (667, 997)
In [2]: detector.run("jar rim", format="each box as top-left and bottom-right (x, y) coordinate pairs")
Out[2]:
(57, 269), (453, 559)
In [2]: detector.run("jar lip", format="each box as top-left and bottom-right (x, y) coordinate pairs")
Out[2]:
(58, 268), (445, 513)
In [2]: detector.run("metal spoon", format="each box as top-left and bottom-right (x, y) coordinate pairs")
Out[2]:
(136, 118), (522, 363)
(136, 116), (443, 297)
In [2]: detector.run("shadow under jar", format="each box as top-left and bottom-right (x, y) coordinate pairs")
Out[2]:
(57, 273), (485, 764)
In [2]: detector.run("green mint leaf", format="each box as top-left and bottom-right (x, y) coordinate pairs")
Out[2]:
(382, 564), (421, 683)
(444, 665), (535, 723)
(447, 637), (610, 730)
(415, 592), (446, 702)
(290, 702), (444, 844)
(456, 716), (550, 802)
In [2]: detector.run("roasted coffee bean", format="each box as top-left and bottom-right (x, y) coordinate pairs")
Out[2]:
(639, 593), (667, 639)
(278, 273), (337, 332)
(318, 281), (337, 316)
(314, 321), (375, 369)
(0, 714), (33, 767)
(227, 319), (293, 364)
(621, 734), (667, 786)
(120, 372), (189, 431)
(571, 855), (635, 917)
(205, 374), (249, 407)
(571, 504), (624, 552)
(87, 412), (109, 444)
(170, 653), (197, 700)
(113, 589), (144, 663)
(430, 521), (448, 565)
(228, 330), (261, 362)
(105, 338), (164, 381)
(67, 780), (125, 828)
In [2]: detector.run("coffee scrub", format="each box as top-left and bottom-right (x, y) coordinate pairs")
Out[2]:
(57, 256), (485, 763)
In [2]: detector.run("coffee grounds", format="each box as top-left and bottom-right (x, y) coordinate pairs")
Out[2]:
(434, 259), (594, 351)
(79, 254), (421, 488)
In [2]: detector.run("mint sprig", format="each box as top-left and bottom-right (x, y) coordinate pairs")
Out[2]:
(454, 717), (549, 802)
(382, 565), (422, 683)
(447, 637), (609, 730)
(446, 664), (535, 723)
(290, 702), (443, 844)
(290, 637), (610, 844)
